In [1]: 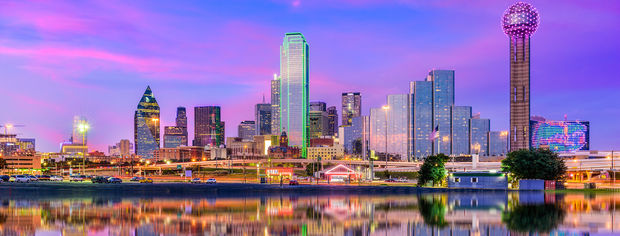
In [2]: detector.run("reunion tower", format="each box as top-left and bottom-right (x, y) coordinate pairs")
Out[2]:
(502, 2), (539, 151)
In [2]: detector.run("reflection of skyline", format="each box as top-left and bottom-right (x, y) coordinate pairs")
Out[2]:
(0, 193), (618, 235)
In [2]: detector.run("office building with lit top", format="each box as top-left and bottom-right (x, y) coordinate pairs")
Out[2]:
(530, 117), (589, 152)
(279, 32), (309, 155)
(194, 106), (224, 147)
(238, 120), (256, 141)
(308, 101), (329, 138)
(341, 92), (361, 126)
(134, 86), (160, 158)
(163, 126), (185, 148)
(502, 2), (539, 151)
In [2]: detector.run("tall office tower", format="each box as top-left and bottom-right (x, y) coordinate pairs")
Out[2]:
(270, 74), (281, 135)
(255, 103), (272, 135)
(426, 70), (455, 155)
(238, 120), (256, 141)
(309, 101), (326, 112)
(488, 131), (509, 156)
(451, 106), (472, 156)
(163, 126), (185, 148)
(134, 86), (160, 158)
(341, 116), (363, 154)
(341, 92), (361, 126)
(308, 110), (329, 138)
(327, 106), (338, 136)
(369, 108), (386, 156)
(502, 2), (539, 151)
(279, 32), (309, 154)
(387, 94), (410, 161)
(194, 106), (224, 147)
(409, 81), (433, 159)
(71, 115), (88, 145)
(118, 139), (132, 157)
(175, 107), (188, 146)
(470, 117), (490, 156)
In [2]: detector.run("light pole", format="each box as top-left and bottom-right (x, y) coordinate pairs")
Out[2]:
(78, 122), (89, 175)
(609, 150), (615, 185)
(243, 145), (247, 184)
(382, 105), (389, 175)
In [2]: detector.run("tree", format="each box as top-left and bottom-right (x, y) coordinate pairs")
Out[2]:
(305, 162), (320, 176)
(502, 203), (565, 233)
(417, 154), (450, 187)
(501, 149), (567, 180)
(418, 194), (448, 228)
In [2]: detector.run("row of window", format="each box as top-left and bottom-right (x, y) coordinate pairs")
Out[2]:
(454, 177), (478, 183)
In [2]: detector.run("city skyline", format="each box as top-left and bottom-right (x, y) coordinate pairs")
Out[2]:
(1, 1), (619, 152)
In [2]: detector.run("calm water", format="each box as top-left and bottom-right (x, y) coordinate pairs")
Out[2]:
(0, 191), (619, 235)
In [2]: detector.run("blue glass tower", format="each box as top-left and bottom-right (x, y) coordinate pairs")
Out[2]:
(410, 81), (433, 159)
(134, 86), (160, 158)
(427, 70), (455, 155)
(470, 118), (490, 156)
(451, 106), (472, 156)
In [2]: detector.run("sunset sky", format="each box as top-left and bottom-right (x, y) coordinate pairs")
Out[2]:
(1, 0), (618, 152)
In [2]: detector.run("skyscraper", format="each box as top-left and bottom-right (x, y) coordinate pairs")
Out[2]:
(238, 120), (256, 141)
(134, 86), (160, 158)
(387, 94), (410, 161)
(451, 106), (472, 156)
(255, 103), (272, 135)
(176, 107), (188, 146)
(327, 106), (338, 136)
(308, 110), (329, 138)
(410, 81), (433, 159)
(502, 2), (539, 151)
(279, 32), (309, 155)
(270, 74), (281, 135)
(341, 92), (361, 126)
(71, 115), (88, 145)
(163, 126), (185, 148)
(427, 70), (455, 155)
(470, 117), (490, 156)
(309, 101), (326, 112)
(194, 106), (224, 147)
(369, 108), (386, 156)
(488, 131), (509, 156)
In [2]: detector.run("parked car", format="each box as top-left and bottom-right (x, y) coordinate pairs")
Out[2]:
(129, 176), (141, 182)
(37, 175), (51, 181)
(91, 176), (109, 183)
(190, 178), (201, 184)
(27, 175), (39, 182)
(108, 177), (122, 183)
(205, 178), (217, 184)
(289, 179), (299, 185)
(50, 175), (64, 181)
(70, 175), (85, 182)
(13, 175), (30, 183)
(0, 175), (9, 182)
(140, 178), (153, 183)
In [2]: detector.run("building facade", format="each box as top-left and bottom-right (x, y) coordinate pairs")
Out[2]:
(270, 74), (281, 135)
(341, 92), (361, 126)
(410, 81), (433, 159)
(387, 94), (410, 161)
(488, 131), (509, 156)
(194, 106), (224, 147)
(71, 115), (88, 145)
(238, 120), (256, 141)
(279, 32), (309, 154)
(470, 118), (490, 156)
(308, 110), (329, 138)
(451, 106), (472, 156)
(255, 103), (272, 135)
(163, 126), (186, 148)
(175, 107), (188, 146)
(502, 2), (539, 151)
(427, 70), (455, 155)
(134, 86), (160, 158)
(327, 106), (338, 136)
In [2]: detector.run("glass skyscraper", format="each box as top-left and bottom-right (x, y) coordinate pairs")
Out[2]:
(134, 86), (160, 158)
(71, 115), (88, 145)
(369, 107), (386, 156)
(279, 32), (309, 156)
(387, 94), (410, 161)
(341, 92), (361, 126)
(327, 106), (338, 136)
(470, 118), (490, 156)
(427, 70), (455, 155)
(410, 81), (433, 159)
(163, 126), (185, 148)
(270, 74), (281, 135)
(238, 120), (256, 141)
(194, 106), (224, 147)
(488, 131), (509, 156)
(255, 103), (271, 135)
(175, 107), (188, 146)
(451, 106), (472, 156)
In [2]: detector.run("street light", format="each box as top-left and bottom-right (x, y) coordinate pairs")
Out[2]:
(78, 122), (89, 175)
(382, 105), (389, 175)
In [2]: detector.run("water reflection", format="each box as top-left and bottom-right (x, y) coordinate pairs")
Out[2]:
(0, 192), (618, 235)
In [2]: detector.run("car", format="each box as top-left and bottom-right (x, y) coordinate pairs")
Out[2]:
(108, 177), (122, 183)
(70, 175), (85, 182)
(289, 180), (299, 185)
(27, 175), (39, 182)
(50, 175), (64, 181)
(129, 176), (141, 182)
(13, 175), (30, 183)
(0, 175), (9, 182)
(190, 178), (201, 184)
(91, 176), (109, 183)
(38, 175), (51, 181)
(139, 178), (153, 183)
(205, 178), (217, 184)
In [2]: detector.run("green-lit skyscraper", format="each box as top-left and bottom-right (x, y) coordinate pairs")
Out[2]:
(134, 86), (160, 158)
(279, 32), (309, 157)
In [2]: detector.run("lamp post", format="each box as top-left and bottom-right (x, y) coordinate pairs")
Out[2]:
(382, 105), (389, 175)
(78, 122), (89, 175)
(609, 150), (615, 185)
(243, 145), (247, 184)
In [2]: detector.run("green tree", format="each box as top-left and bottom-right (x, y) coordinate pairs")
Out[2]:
(417, 154), (449, 187)
(502, 203), (565, 233)
(501, 149), (567, 180)
(418, 194), (448, 228)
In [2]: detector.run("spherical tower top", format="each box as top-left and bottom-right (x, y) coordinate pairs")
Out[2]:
(502, 2), (539, 38)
